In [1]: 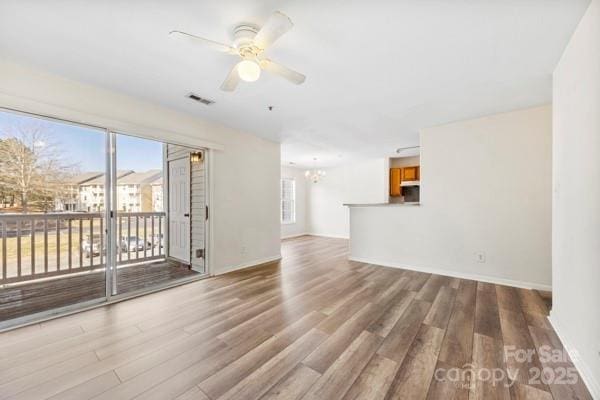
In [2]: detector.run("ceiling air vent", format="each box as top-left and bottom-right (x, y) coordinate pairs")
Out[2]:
(187, 93), (215, 105)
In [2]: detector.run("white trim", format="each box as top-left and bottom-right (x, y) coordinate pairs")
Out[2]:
(163, 143), (170, 260)
(202, 149), (210, 275)
(307, 233), (350, 240)
(108, 131), (118, 296)
(548, 314), (600, 399)
(347, 256), (552, 291)
(206, 149), (214, 277)
(215, 255), (282, 276)
(281, 232), (309, 240)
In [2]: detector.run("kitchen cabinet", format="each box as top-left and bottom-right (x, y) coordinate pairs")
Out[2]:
(390, 168), (401, 196)
(402, 166), (419, 181)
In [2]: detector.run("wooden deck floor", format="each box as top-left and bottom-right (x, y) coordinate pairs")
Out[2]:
(0, 261), (198, 323)
(0, 236), (591, 400)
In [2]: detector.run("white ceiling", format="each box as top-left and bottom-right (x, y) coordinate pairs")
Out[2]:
(0, 0), (590, 168)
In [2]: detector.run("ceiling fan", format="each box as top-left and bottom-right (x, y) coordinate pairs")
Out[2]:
(170, 11), (306, 91)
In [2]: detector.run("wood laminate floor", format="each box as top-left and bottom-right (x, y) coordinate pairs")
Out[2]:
(0, 236), (591, 400)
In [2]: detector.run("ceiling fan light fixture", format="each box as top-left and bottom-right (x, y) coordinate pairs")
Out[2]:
(172, 11), (305, 91)
(237, 60), (261, 82)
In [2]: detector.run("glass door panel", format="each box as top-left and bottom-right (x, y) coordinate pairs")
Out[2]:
(164, 143), (207, 275)
(112, 133), (200, 296)
(0, 109), (108, 328)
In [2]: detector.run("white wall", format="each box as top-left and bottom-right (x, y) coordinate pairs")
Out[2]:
(552, 0), (600, 396)
(349, 105), (552, 289)
(307, 158), (388, 238)
(281, 166), (308, 239)
(0, 60), (281, 276)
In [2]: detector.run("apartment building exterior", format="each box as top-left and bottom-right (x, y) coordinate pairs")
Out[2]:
(56, 171), (104, 211)
(54, 170), (163, 213)
(150, 176), (163, 212)
(78, 170), (134, 212)
(116, 170), (162, 212)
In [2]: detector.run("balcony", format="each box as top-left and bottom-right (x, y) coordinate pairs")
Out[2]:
(0, 212), (198, 323)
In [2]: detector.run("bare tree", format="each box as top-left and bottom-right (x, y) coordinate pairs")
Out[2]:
(0, 122), (78, 212)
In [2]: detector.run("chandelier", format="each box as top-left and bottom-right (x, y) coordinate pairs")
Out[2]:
(305, 158), (326, 183)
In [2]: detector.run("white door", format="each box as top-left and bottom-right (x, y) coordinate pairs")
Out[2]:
(168, 157), (190, 263)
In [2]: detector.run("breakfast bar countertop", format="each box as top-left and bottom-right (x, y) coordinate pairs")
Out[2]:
(343, 202), (420, 207)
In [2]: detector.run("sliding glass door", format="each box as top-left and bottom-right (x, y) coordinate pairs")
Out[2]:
(110, 133), (205, 297)
(0, 109), (208, 329)
(0, 109), (109, 327)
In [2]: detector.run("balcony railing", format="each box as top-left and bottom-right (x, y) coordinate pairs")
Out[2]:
(0, 212), (165, 285)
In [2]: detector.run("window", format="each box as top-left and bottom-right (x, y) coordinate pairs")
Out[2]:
(281, 178), (296, 224)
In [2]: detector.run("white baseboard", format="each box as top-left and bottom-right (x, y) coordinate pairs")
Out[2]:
(281, 232), (309, 240)
(548, 313), (600, 399)
(216, 255), (282, 275)
(307, 232), (350, 240)
(348, 256), (552, 291)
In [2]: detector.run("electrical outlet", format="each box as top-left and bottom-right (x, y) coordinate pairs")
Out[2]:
(475, 252), (486, 263)
(241, 246), (247, 255)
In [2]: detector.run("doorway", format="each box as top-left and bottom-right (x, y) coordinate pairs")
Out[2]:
(168, 156), (190, 264)
(165, 144), (207, 274)
(110, 135), (208, 297)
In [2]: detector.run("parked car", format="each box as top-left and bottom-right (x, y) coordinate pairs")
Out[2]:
(147, 233), (164, 249)
(120, 236), (146, 253)
(81, 236), (104, 258)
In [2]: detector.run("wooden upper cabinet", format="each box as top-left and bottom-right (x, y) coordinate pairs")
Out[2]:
(402, 166), (419, 181)
(390, 168), (402, 196)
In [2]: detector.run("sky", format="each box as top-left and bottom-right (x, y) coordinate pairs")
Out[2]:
(0, 110), (163, 172)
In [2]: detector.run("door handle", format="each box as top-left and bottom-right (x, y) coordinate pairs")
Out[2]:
(184, 213), (190, 217)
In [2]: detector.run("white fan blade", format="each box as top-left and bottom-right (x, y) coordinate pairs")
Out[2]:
(170, 30), (237, 55)
(253, 11), (293, 50)
(260, 59), (305, 85)
(220, 63), (241, 91)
